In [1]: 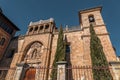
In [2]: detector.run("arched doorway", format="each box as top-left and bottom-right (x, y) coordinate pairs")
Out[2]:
(23, 68), (36, 80)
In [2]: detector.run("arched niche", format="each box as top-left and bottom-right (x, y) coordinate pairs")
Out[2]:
(22, 41), (44, 62)
(88, 14), (95, 23)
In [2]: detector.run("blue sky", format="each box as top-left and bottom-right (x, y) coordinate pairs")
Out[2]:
(0, 0), (120, 56)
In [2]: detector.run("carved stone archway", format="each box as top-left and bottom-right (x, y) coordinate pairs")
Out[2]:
(24, 42), (44, 62)
(14, 42), (44, 80)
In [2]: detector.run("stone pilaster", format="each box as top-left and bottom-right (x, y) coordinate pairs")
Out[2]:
(56, 61), (67, 80)
(14, 62), (26, 80)
(110, 61), (120, 80)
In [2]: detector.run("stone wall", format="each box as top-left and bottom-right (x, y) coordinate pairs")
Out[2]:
(5, 7), (118, 80)
(0, 29), (11, 60)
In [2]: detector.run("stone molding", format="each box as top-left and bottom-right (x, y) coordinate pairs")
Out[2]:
(29, 18), (54, 26)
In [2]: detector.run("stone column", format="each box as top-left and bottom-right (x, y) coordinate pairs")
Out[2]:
(14, 62), (26, 80)
(56, 61), (67, 80)
(110, 61), (120, 80)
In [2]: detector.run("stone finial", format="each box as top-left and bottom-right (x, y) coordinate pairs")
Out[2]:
(29, 21), (33, 26)
(50, 18), (54, 22)
(39, 20), (43, 23)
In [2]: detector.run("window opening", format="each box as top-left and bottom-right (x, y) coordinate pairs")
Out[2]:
(0, 38), (5, 46)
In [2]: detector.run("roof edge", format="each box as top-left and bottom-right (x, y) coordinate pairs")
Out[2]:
(79, 6), (102, 14)
(0, 12), (20, 31)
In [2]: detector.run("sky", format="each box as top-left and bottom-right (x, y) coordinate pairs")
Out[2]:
(0, 0), (120, 56)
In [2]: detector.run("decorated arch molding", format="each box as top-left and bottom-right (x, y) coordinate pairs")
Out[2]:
(23, 41), (44, 61)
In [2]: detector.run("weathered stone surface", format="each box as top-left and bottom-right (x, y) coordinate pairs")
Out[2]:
(2, 7), (118, 80)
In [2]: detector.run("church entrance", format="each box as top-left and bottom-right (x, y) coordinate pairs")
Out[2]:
(23, 68), (36, 80)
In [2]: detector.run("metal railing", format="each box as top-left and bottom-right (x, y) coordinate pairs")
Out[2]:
(0, 66), (120, 80)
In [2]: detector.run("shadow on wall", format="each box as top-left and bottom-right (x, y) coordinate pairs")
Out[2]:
(0, 36), (19, 80)
(65, 35), (73, 80)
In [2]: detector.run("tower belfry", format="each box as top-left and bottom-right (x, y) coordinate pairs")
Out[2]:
(79, 6), (117, 63)
(79, 7), (104, 28)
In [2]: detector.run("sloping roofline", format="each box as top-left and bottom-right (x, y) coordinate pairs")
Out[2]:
(0, 12), (20, 31)
(79, 6), (102, 14)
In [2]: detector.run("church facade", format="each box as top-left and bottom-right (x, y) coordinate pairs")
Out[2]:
(2, 6), (119, 80)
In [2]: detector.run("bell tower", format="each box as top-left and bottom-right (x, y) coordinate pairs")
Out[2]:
(79, 7), (104, 28)
(79, 6), (117, 65)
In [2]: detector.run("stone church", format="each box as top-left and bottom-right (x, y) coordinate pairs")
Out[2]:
(0, 6), (120, 80)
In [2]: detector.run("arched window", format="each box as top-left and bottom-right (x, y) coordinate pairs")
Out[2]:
(0, 38), (5, 46)
(88, 15), (95, 23)
(45, 24), (49, 29)
(34, 26), (38, 31)
(29, 27), (33, 32)
(40, 26), (43, 30)
(66, 45), (70, 53)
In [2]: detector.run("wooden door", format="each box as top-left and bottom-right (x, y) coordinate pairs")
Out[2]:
(23, 68), (36, 80)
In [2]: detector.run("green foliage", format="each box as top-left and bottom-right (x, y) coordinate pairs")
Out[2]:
(51, 26), (66, 80)
(90, 24), (113, 80)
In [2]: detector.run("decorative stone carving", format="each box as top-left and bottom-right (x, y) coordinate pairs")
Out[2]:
(25, 42), (43, 61)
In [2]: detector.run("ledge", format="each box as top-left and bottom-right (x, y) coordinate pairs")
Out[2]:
(109, 61), (120, 64)
(16, 62), (26, 66)
(79, 6), (102, 14)
(81, 33), (109, 38)
(56, 61), (67, 64)
(81, 24), (106, 30)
